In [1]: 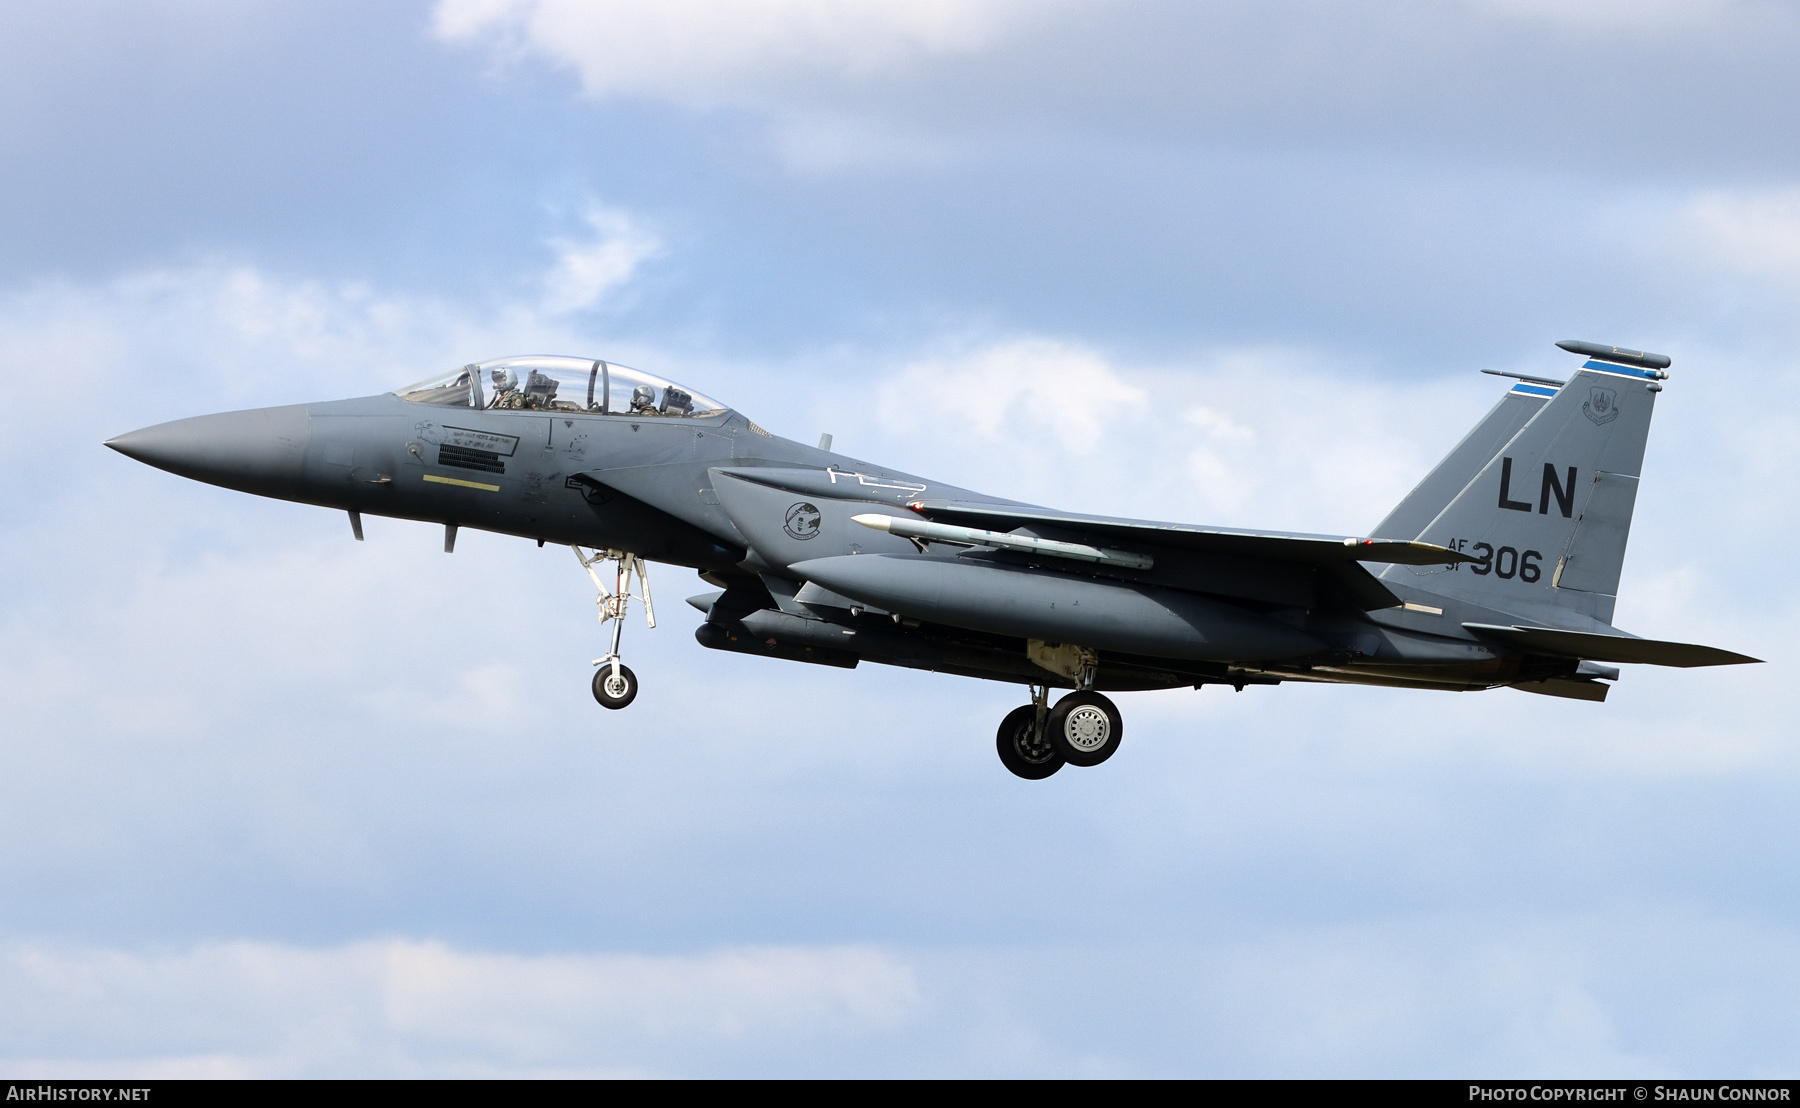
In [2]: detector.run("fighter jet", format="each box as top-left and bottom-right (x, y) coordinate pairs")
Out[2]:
(106, 340), (1758, 779)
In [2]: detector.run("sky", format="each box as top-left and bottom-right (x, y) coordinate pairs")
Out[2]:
(1, 0), (1798, 1078)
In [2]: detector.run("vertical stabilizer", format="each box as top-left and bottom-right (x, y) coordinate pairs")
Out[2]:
(1374, 380), (1554, 540)
(1385, 354), (1668, 627)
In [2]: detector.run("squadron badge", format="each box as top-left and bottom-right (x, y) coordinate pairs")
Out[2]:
(783, 501), (823, 540)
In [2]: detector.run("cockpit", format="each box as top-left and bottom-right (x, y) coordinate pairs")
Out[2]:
(394, 355), (728, 418)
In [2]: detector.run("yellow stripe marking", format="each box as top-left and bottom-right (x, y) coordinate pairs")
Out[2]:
(424, 473), (500, 492)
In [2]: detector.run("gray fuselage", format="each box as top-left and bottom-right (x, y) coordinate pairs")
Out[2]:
(106, 386), (1580, 696)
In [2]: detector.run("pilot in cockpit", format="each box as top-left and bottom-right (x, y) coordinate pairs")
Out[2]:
(489, 367), (520, 409)
(629, 384), (661, 416)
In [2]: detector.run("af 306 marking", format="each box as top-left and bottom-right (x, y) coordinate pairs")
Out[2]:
(1440, 539), (1544, 581)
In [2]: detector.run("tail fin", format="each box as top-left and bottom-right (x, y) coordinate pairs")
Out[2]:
(1385, 352), (1669, 626)
(1373, 378), (1554, 540)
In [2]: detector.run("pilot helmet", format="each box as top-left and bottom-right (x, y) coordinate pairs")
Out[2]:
(631, 384), (656, 409)
(491, 367), (518, 392)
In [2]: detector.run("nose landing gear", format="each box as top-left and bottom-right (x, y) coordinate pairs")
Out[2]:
(574, 546), (654, 710)
(995, 685), (1124, 779)
(592, 664), (639, 710)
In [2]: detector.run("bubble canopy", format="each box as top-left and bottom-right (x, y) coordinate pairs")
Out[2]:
(394, 356), (728, 418)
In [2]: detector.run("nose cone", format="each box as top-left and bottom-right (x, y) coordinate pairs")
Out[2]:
(107, 404), (310, 498)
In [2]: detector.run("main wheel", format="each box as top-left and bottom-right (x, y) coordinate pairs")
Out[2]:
(1047, 691), (1122, 767)
(996, 704), (1063, 780)
(592, 663), (639, 710)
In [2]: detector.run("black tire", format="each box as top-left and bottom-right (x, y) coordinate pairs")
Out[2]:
(996, 704), (1063, 780)
(1047, 691), (1122, 767)
(592, 663), (639, 709)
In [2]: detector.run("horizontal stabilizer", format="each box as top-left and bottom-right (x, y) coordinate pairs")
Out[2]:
(1463, 623), (1761, 667)
(908, 502), (1478, 567)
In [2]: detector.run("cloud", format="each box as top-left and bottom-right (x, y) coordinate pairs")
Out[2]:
(540, 204), (661, 315)
(1465, 0), (1766, 33)
(864, 337), (1459, 532)
(0, 939), (917, 1077)
(1679, 188), (1800, 279)
(765, 113), (961, 175)
(432, 0), (1053, 105)
(0, 196), (655, 435)
(877, 337), (1143, 450)
(9, 915), (1800, 1076)
(423, 0), (1800, 187)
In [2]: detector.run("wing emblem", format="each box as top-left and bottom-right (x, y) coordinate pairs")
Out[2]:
(1582, 386), (1619, 425)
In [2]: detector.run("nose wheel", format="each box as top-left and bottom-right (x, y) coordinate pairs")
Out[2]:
(995, 686), (1123, 778)
(592, 663), (639, 709)
(574, 546), (654, 710)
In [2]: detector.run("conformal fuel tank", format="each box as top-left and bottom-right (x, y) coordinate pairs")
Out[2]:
(790, 554), (1322, 662)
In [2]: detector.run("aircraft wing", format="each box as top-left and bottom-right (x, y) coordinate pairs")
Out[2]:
(907, 501), (1479, 567)
(1461, 623), (1761, 667)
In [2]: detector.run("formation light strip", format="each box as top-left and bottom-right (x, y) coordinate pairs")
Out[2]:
(424, 474), (500, 492)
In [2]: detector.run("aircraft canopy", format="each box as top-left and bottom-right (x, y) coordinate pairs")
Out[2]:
(394, 355), (728, 418)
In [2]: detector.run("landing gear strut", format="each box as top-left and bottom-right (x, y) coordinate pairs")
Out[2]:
(995, 684), (1124, 779)
(573, 546), (654, 710)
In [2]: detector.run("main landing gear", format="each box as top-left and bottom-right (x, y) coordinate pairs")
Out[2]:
(996, 684), (1123, 779)
(573, 546), (654, 710)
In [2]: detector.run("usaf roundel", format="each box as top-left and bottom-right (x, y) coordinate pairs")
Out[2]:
(783, 501), (823, 540)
